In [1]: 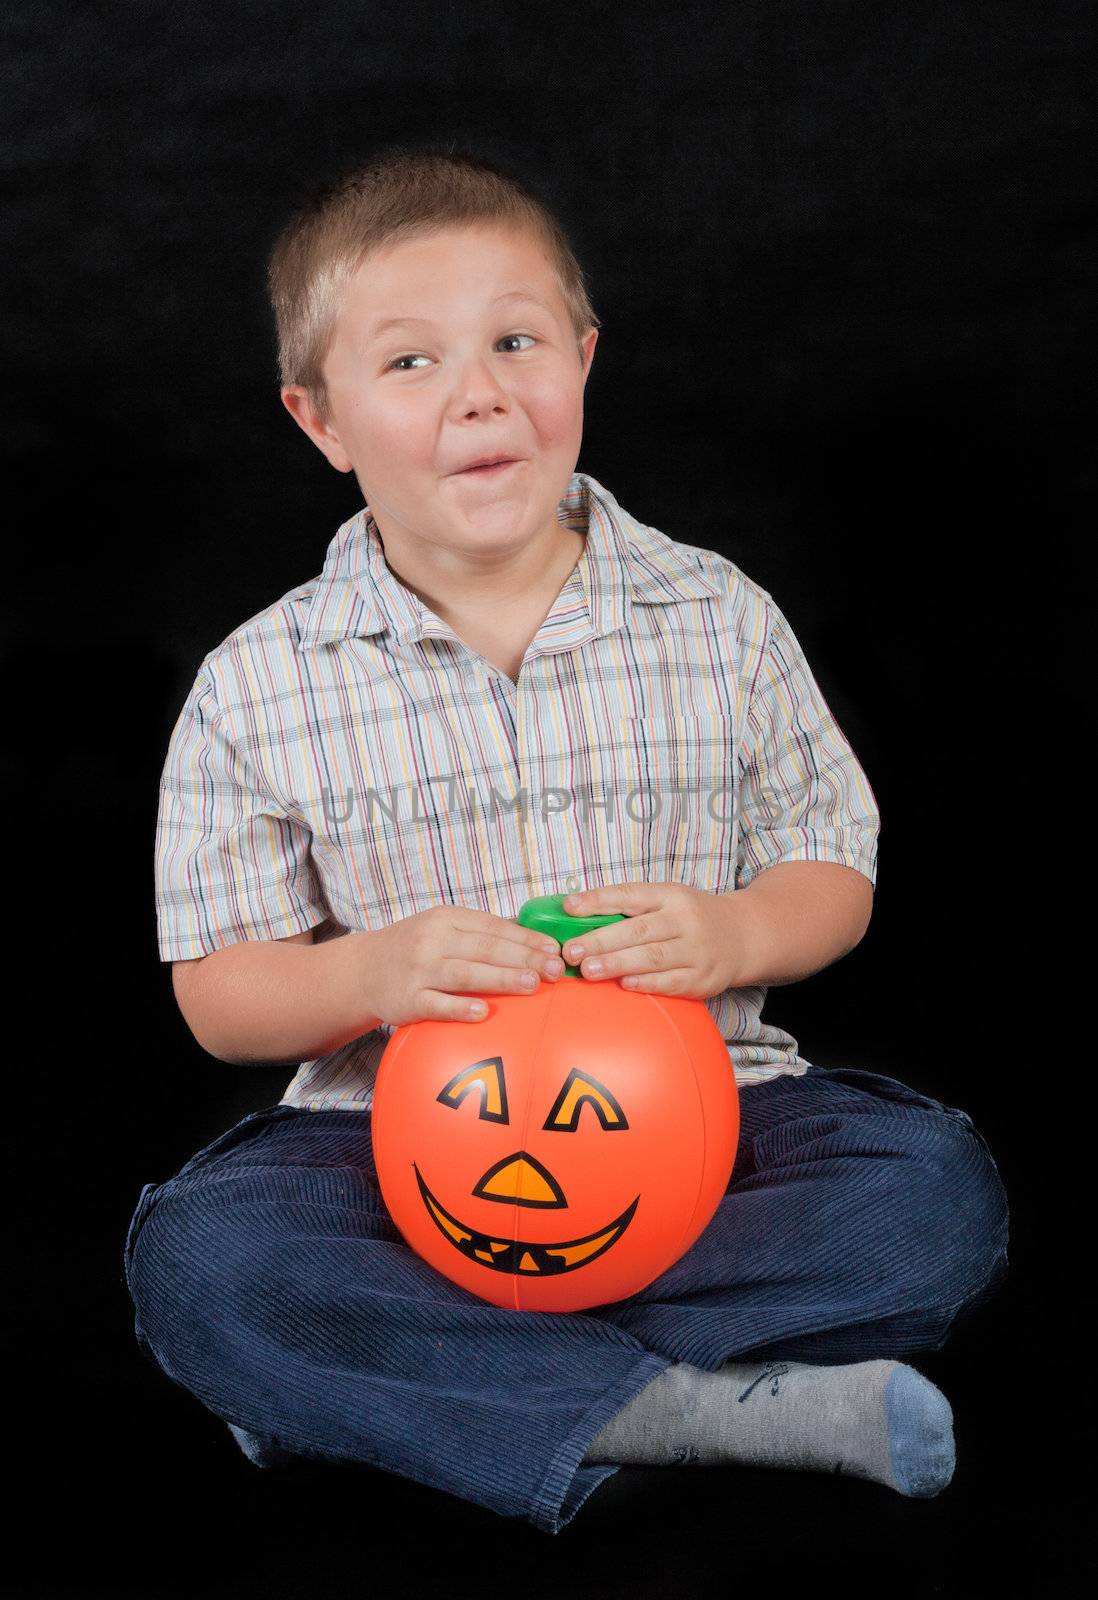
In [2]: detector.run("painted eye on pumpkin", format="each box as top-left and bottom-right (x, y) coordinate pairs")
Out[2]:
(542, 1066), (629, 1131)
(437, 1057), (510, 1123)
(435, 1058), (628, 1131)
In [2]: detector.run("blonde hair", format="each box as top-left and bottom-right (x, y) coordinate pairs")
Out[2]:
(267, 142), (601, 430)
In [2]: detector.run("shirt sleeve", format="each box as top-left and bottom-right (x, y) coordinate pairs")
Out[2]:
(735, 599), (880, 891)
(154, 664), (328, 961)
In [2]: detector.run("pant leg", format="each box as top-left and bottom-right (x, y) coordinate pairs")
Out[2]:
(588, 1062), (1011, 1367)
(122, 1063), (1010, 1536)
(122, 1103), (672, 1536)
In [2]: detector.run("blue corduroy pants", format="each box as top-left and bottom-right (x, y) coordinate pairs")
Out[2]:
(122, 1063), (1009, 1535)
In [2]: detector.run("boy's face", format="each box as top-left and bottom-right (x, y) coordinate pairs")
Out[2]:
(282, 222), (598, 584)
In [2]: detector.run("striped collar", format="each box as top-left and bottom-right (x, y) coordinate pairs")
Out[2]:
(296, 469), (722, 653)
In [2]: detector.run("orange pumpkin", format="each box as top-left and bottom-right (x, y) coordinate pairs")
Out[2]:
(371, 894), (740, 1311)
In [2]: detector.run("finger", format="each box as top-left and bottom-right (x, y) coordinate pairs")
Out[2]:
(562, 882), (667, 918)
(453, 914), (561, 959)
(429, 992), (489, 1021)
(445, 957), (551, 997)
(561, 914), (665, 965)
(484, 932), (563, 971)
(573, 935), (681, 979)
(617, 968), (695, 994)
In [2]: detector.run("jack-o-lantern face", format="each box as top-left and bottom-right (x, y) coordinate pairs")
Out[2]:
(415, 1056), (640, 1277)
(372, 968), (739, 1312)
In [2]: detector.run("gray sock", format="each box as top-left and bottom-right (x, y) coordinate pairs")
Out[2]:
(582, 1357), (955, 1498)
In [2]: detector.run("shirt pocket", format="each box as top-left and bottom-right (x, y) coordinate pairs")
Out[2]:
(604, 715), (739, 894)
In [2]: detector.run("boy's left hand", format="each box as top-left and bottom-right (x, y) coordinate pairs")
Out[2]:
(559, 881), (763, 999)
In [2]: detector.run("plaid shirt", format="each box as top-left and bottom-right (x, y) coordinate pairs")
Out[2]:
(155, 470), (879, 1108)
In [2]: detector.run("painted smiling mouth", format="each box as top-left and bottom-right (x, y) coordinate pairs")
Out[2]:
(413, 1163), (639, 1275)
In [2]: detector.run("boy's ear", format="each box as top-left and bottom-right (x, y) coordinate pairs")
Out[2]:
(280, 386), (354, 473)
(580, 327), (599, 382)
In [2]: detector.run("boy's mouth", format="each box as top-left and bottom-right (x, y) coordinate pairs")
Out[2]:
(453, 458), (523, 477)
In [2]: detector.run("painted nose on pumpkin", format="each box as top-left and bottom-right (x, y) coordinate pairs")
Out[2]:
(472, 1151), (567, 1209)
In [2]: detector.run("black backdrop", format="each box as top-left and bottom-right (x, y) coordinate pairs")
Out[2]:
(6, 2), (1089, 1594)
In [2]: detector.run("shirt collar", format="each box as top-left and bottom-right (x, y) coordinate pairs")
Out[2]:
(295, 470), (722, 654)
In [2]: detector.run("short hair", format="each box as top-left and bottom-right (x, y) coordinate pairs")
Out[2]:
(267, 141), (601, 430)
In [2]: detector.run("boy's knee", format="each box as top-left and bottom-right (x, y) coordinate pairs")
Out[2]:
(128, 1188), (255, 1333)
(898, 1115), (1010, 1298)
(940, 1118), (1008, 1249)
(961, 1129), (1010, 1278)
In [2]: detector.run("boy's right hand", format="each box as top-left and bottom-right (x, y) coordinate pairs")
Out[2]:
(361, 905), (565, 1026)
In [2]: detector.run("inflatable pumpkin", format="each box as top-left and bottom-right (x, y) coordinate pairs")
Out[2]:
(371, 893), (740, 1312)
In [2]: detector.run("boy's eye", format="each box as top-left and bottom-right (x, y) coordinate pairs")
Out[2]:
(387, 333), (537, 372)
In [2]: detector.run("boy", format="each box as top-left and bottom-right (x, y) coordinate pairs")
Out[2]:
(125, 146), (1009, 1536)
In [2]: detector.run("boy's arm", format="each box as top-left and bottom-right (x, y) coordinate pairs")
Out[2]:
(730, 589), (879, 988)
(172, 926), (383, 1066)
(158, 663), (370, 1064)
(730, 859), (873, 988)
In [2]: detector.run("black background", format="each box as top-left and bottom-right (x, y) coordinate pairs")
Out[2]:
(6, 2), (1090, 1594)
